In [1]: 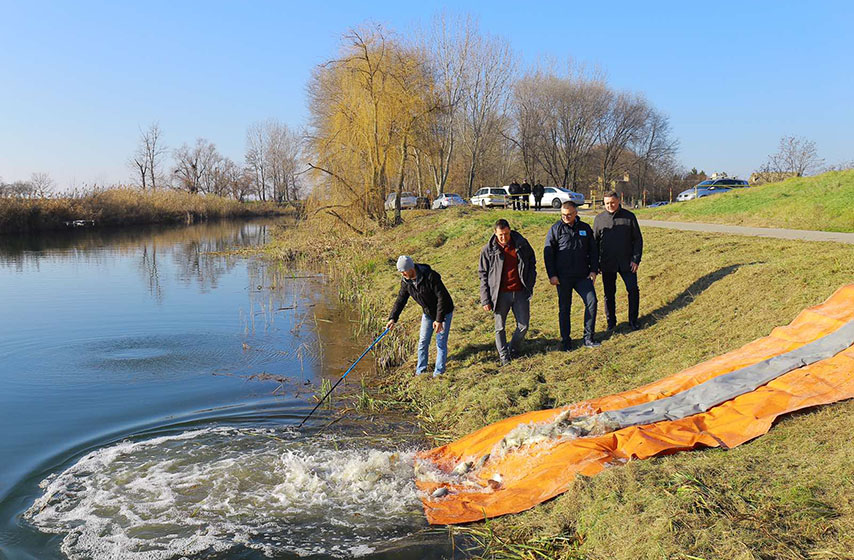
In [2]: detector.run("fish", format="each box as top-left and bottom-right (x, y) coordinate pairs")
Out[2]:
(431, 487), (449, 498)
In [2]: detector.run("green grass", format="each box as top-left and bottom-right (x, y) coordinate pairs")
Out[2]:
(636, 170), (854, 233)
(0, 187), (292, 234)
(271, 207), (854, 559)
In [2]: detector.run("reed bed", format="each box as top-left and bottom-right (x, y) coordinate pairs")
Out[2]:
(0, 187), (293, 233)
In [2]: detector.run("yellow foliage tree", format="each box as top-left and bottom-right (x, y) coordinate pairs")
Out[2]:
(307, 24), (438, 230)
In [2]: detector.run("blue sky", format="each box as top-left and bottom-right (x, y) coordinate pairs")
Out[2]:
(1, 0), (852, 188)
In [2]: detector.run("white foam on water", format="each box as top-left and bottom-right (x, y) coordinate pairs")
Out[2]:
(24, 427), (424, 559)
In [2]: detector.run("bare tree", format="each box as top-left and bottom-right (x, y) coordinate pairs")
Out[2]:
(30, 172), (55, 197)
(762, 135), (824, 177)
(417, 13), (473, 195)
(460, 30), (514, 196)
(173, 139), (220, 194)
(596, 91), (649, 188)
(629, 108), (679, 202)
(130, 123), (167, 190)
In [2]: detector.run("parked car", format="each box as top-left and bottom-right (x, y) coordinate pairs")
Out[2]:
(432, 193), (468, 209)
(471, 187), (507, 208)
(647, 201), (669, 208)
(384, 191), (418, 210)
(534, 186), (585, 208)
(677, 179), (748, 202)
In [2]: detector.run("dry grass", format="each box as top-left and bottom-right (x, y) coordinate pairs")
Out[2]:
(270, 207), (854, 559)
(0, 187), (291, 233)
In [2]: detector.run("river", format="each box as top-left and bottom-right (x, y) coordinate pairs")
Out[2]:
(0, 220), (459, 560)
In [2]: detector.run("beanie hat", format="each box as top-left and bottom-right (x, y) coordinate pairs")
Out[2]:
(396, 255), (415, 272)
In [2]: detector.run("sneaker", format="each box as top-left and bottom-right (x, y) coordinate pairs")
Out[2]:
(583, 338), (601, 348)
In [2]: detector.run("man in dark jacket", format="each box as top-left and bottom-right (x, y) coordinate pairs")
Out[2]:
(532, 183), (545, 211)
(386, 256), (455, 375)
(508, 181), (521, 210)
(544, 201), (600, 350)
(479, 219), (537, 366)
(520, 181), (532, 210)
(593, 190), (643, 331)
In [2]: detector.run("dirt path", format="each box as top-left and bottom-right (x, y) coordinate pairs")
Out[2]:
(636, 219), (854, 244)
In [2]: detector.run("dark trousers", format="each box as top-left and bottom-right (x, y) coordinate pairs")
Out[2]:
(533, 197), (542, 211)
(556, 277), (597, 344)
(602, 270), (639, 326)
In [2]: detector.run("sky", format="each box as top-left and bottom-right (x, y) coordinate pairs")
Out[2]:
(1, 0), (852, 189)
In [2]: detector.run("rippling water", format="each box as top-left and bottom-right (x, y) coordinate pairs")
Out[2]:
(0, 221), (455, 559)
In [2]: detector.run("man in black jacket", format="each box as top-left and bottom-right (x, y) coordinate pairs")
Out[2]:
(544, 201), (600, 350)
(386, 256), (455, 375)
(479, 219), (537, 366)
(532, 183), (545, 211)
(520, 181), (532, 210)
(593, 190), (643, 331)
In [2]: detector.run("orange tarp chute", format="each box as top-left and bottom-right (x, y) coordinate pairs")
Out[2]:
(416, 284), (854, 525)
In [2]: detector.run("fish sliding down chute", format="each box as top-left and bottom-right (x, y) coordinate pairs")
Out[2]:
(415, 284), (854, 525)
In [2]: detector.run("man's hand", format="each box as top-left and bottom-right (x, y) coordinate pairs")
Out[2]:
(588, 272), (597, 281)
(630, 262), (639, 274)
(483, 304), (493, 312)
(386, 319), (396, 330)
(549, 276), (560, 286)
(433, 320), (444, 334)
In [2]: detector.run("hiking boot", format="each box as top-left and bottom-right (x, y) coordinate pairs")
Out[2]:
(583, 338), (601, 348)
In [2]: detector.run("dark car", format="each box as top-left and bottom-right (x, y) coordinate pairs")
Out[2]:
(677, 178), (748, 201)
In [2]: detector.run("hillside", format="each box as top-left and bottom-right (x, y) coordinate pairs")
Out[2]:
(271, 208), (854, 559)
(637, 170), (854, 232)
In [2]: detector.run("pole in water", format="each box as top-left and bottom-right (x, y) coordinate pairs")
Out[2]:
(298, 327), (390, 428)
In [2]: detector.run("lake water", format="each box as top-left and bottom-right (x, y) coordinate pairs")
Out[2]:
(0, 221), (458, 560)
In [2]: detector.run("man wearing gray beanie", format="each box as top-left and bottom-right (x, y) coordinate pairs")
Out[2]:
(386, 255), (455, 375)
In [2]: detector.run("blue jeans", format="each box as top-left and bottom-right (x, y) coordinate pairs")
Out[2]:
(417, 311), (453, 375)
(556, 277), (597, 345)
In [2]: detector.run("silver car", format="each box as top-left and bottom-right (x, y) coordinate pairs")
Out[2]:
(432, 193), (468, 209)
(384, 191), (418, 210)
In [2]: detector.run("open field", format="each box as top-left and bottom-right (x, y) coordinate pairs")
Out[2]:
(637, 170), (854, 233)
(0, 187), (293, 234)
(269, 207), (854, 559)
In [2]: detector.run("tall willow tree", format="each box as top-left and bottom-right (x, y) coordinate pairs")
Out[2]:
(307, 25), (437, 230)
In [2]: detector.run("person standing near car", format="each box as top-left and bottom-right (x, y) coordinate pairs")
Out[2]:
(593, 190), (643, 331)
(386, 256), (455, 376)
(479, 219), (537, 366)
(544, 201), (600, 350)
(532, 183), (545, 211)
(520, 181), (532, 210)
(508, 181), (521, 210)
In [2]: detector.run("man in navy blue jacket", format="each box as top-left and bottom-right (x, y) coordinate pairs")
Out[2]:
(544, 201), (600, 350)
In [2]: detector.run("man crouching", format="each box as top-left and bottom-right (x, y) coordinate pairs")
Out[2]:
(386, 256), (455, 376)
(479, 219), (537, 366)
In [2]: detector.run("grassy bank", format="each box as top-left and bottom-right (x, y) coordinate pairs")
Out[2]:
(637, 170), (854, 232)
(269, 208), (854, 559)
(0, 187), (294, 234)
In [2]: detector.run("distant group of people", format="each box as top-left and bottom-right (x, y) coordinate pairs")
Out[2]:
(506, 181), (547, 211)
(386, 190), (643, 374)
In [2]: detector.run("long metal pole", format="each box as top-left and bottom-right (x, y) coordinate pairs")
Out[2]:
(297, 327), (390, 428)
